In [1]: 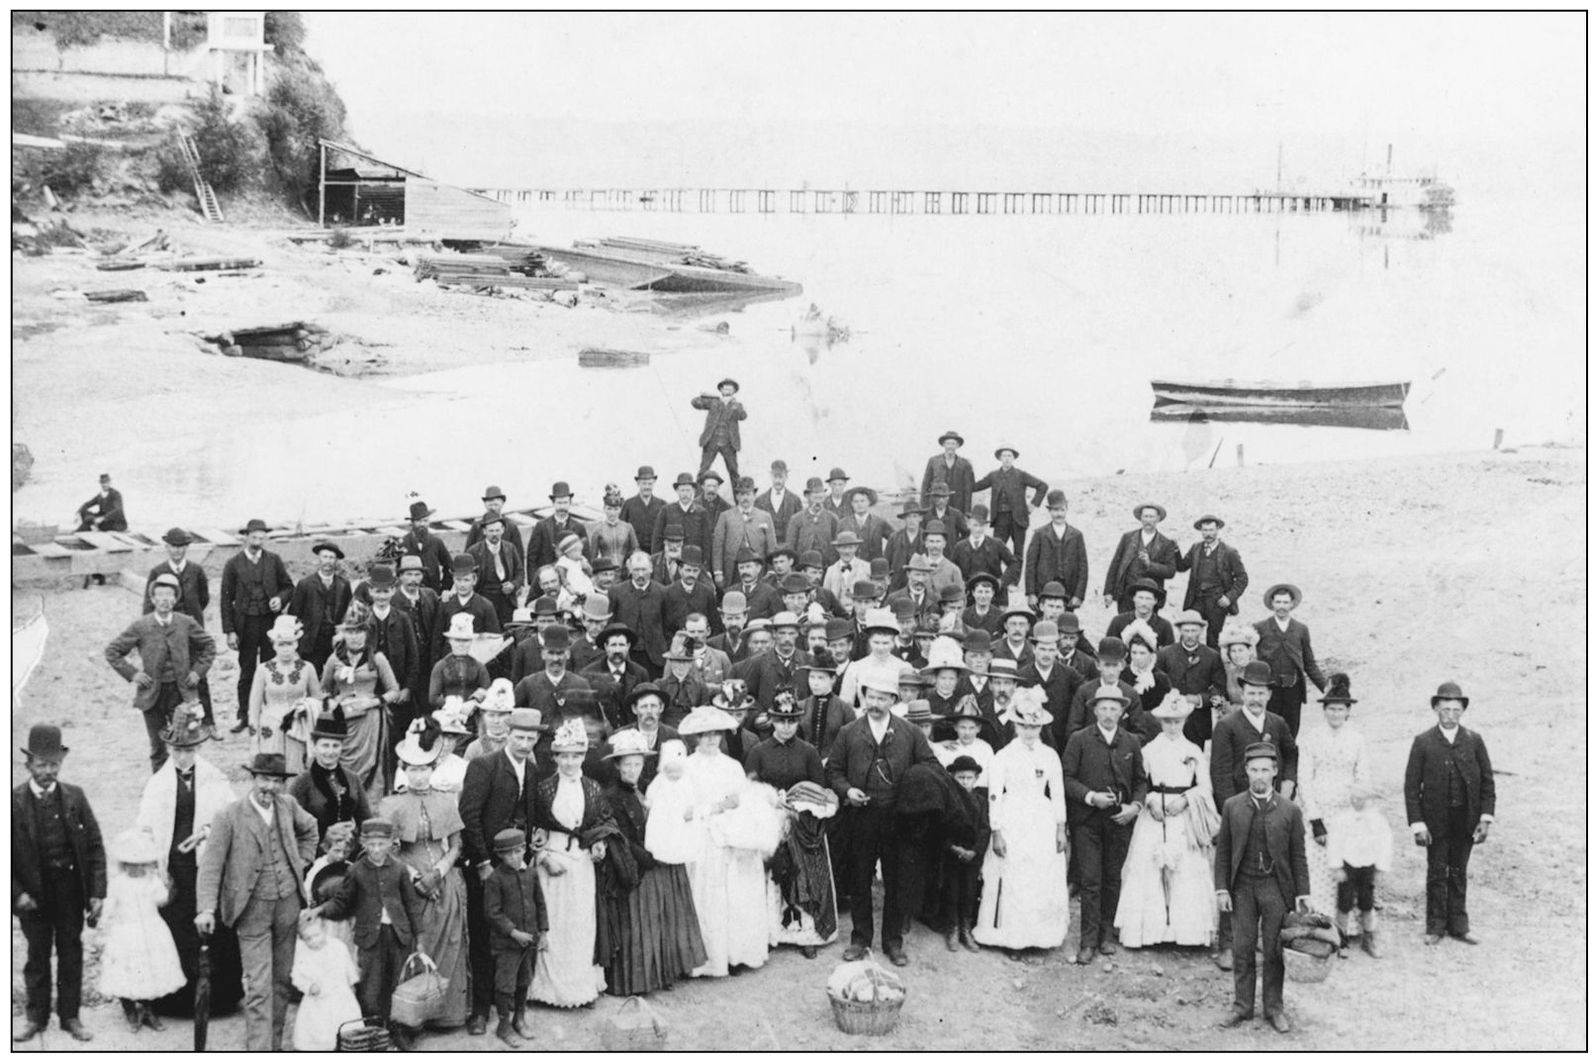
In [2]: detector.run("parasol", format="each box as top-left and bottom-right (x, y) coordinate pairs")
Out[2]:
(193, 930), (212, 1051)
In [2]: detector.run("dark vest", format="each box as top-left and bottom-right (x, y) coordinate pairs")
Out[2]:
(1241, 799), (1275, 878)
(35, 787), (73, 870)
(1443, 744), (1468, 808)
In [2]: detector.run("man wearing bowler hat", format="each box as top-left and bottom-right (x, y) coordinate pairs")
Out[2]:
(663, 544), (718, 638)
(713, 476), (778, 587)
(621, 466), (666, 554)
(514, 623), (594, 717)
(973, 446), (1048, 557)
(697, 468), (731, 527)
(949, 503), (1020, 590)
(433, 553), (502, 662)
(289, 540), (353, 672)
(1252, 583), (1327, 739)
(1214, 741), (1311, 1034)
(786, 475), (842, 567)
(1104, 503), (1182, 615)
(1105, 577), (1175, 649)
(755, 459), (802, 541)
(465, 485), (511, 549)
(393, 553), (443, 707)
(145, 526), (215, 723)
(526, 481), (582, 573)
(507, 596), (560, 683)
(1404, 681), (1496, 947)
(107, 572), (217, 773)
(653, 473), (714, 563)
(1177, 515), (1249, 648)
(468, 510), (526, 628)
(12, 724), (106, 1043)
(693, 377), (746, 483)
(921, 430), (976, 513)
(1024, 489), (1087, 612)
(398, 500), (453, 594)
(196, 752), (319, 1051)
(924, 480), (970, 546)
(221, 518), (293, 733)
(1159, 610), (1226, 744)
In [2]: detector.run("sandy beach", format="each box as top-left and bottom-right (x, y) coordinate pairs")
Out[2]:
(12, 431), (1585, 1050)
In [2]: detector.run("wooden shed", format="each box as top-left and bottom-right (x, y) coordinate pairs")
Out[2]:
(317, 139), (511, 242)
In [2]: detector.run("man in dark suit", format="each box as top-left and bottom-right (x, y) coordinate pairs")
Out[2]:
(825, 676), (940, 967)
(463, 484), (511, 549)
(692, 377), (746, 483)
(516, 625), (595, 719)
(707, 591), (752, 662)
(74, 472), (125, 531)
(920, 429), (977, 513)
(610, 553), (669, 676)
(1024, 490), (1088, 610)
(221, 518), (293, 733)
(433, 553), (502, 662)
(393, 553), (443, 707)
(397, 501), (453, 594)
(1018, 621), (1084, 749)
(12, 724), (105, 1044)
(725, 548), (782, 622)
(1158, 611), (1225, 742)
(754, 459), (802, 542)
(525, 482), (582, 574)
(1252, 584), (1327, 738)
(786, 477), (842, 568)
(1062, 684), (1149, 964)
(621, 466), (666, 555)
(1063, 638), (1146, 746)
(923, 481), (970, 546)
(457, 710), (545, 1035)
(949, 504), (1020, 590)
(581, 624), (650, 730)
(1104, 578), (1176, 649)
(106, 573), (217, 773)
(1214, 742), (1311, 1034)
(467, 512), (526, 628)
(195, 754), (319, 1051)
(1404, 681), (1496, 946)
(1104, 503), (1182, 613)
(972, 446), (1047, 557)
(145, 527), (215, 724)
(1176, 515), (1249, 647)
(289, 541), (353, 672)
(655, 474), (716, 564)
(742, 611), (810, 711)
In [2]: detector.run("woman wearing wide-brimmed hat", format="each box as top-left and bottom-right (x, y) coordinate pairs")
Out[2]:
(248, 614), (322, 774)
(675, 706), (778, 977)
(972, 687), (1069, 954)
(1114, 695), (1219, 950)
(597, 730), (707, 994)
(1296, 673), (1370, 935)
(378, 719), (471, 1029)
(319, 606), (401, 804)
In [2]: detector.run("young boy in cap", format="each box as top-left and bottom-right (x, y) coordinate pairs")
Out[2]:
(692, 378), (746, 484)
(482, 829), (547, 1047)
(12, 724), (106, 1043)
(304, 817), (426, 1046)
(940, 754), (991, 953)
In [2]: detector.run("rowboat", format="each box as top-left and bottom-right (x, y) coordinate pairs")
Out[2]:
(1151, 403), (1410, 432)
(1149, 379), (1410, 410)
(534, 241), (802, 295)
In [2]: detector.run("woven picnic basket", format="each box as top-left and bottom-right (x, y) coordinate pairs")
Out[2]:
(388, 952), (446, 1028)
(828, 965), (907, 1036)
(1283, 943), (1333, 983)
(334, 1017), (392, 1052)
(598, 995), (669, 1051)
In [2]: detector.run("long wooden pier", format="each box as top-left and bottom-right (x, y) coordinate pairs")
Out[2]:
(473, 187), (1374, 216)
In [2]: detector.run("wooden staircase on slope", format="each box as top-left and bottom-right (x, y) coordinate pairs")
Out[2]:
(175, 131), (224, 223)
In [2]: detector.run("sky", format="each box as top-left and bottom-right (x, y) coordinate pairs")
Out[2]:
(301, 12), (1584, 195)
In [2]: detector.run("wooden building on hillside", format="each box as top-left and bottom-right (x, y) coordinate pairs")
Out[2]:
(317, 139), (511, 241)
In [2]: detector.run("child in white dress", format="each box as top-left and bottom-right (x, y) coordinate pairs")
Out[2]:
(98, 831), (186, 1033)
(1326, 782), (1393, 959)
(290, 915), (362, 1051)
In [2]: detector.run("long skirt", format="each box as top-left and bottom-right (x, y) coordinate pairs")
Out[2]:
(688, 845), (769, 977)
(1114, 808), (1218, 948)
(341, 707), (386, 808)
(767, 817), (838, 947)
(604, 863), (708, 996)
(972, 792), (1069, 949)
(150, 852), (244, 1017)
(531, 843), (606, 1007)
(414, 870), (471, 1028)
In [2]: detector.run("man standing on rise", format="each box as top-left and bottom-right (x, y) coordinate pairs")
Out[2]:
(692, 378), (747, 484)
(220, 518), (292, 734)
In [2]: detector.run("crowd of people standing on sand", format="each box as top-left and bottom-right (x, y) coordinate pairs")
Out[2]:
(16, 381), (1498, 1048)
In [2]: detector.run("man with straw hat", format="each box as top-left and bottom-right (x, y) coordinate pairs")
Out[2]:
(1252, 582), (1327, 739)
(825, 673), (940, 967)
(196, 752), (318, 1051)
(1158, 610), (1225, 725)
(1177, 514), (1249, 648)
(458, 708), (546, 1035)
(1104, 503), (1182, 615)
(1214, 742), (1311, 1035)
(106, 571), (218, 774)
(12, 724), (106, 1043)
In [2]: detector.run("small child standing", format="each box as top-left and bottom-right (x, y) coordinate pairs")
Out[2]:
(939, 756), (992, 953)
(482, 829), (548, 1048)
(289, 915), (361, 1051)
(1327, 782), (1393, 958)
(98, 830), (187, 1033)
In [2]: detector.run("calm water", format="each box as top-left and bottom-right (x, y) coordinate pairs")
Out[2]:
(19, 197), (1584, 526)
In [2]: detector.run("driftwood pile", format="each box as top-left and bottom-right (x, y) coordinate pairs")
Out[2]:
(205, 322), (333, 364)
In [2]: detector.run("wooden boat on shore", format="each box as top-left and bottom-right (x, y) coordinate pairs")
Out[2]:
(1150, 378), (1410, 409)
(534, 240), (802, 295)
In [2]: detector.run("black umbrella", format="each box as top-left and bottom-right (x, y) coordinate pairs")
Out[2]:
(193, 930), (212, 1051)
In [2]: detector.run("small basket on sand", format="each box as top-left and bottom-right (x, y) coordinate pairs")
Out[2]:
(827, 962), (907, 1036)
(1283, 943), (1333, 984)
(599, 995), (669, 1051)
(334, 1017), (392, 1052)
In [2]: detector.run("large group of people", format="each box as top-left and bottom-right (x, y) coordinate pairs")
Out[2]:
(15, 405), (1499, 1048)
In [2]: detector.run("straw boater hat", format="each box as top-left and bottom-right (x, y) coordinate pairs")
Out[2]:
(678, 706), (740, 737)
(1151, 694), (1196, 722)
(394, 718), (442, 766)
(110, 829), (160, 866)
(1263, 583), (1302, 606)
(1172, 609), (1208, 629)
(1218, 622), (1259, 649)
(507, 708), (546, 733)
(604, 729), (658, 761)
(550, 717), (589, 754)
(1134, 502), (1167, 522)
(1091, 683), (1131, 706)
(582, 594), (614, 623)
(1319, 673), (1356, 705)
(267, 615), (303, 643)
(1002, 687), (1052, 728)
(987, 658), (1020, 683)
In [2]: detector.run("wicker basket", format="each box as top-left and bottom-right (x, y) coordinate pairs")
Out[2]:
(335, 1017), (392, 1052)
(828, 968), (907, 1036)
(1283, 945), (1333, 984)
(598, 996), (669, 1051)
(388, 952), (446, 1028)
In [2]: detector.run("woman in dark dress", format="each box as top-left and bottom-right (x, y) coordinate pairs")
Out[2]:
(1123, 624), (1174, 738)
(597, 730), (707, 994)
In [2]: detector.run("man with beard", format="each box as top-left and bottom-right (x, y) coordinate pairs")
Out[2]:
(610, 552), (669, 676)
(467, 512), (525, 628)
(755, 459), (802, 542)
(393, 554), (442, 706)
(920, 429), (976, 513)
(786, 476), (842, 567)
(1176, 515), (1249, 649)
(727, 547), (782, 622)
(663, 545), (719, 638)
(580, 623), (650, 729)
(525, 481), (582, 573)
(713, 477), (778, 589)
(1104, 503), (1182, 615)
(707, 590), (752, 662)
(620, 466), (666, 555)
(744, 610), (810, 713)
(651, 523), (687, 585)
(885, 555), (939, 633)
(220, 518), (292, 734)
(514, 624), (593, 720)
(289, 542), (352, 673)
(397, 501), (452, 594)
(681, 613), (732, 696)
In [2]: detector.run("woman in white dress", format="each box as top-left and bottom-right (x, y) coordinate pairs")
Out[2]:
(530, 718), (612, 1007)
(1115, 696), (1219, 948)
(677, 705), (777, 977)
(973, 688), (1069, 954)
(1296, 674), (1369, 933)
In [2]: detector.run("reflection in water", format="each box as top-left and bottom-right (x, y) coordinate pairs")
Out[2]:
(1352, 207), (1454, 242)
(646, 289), (798, 318)
(1150, 403), (1411, 432)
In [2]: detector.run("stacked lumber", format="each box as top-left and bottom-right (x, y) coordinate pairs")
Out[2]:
(206, 322), (332, 364)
